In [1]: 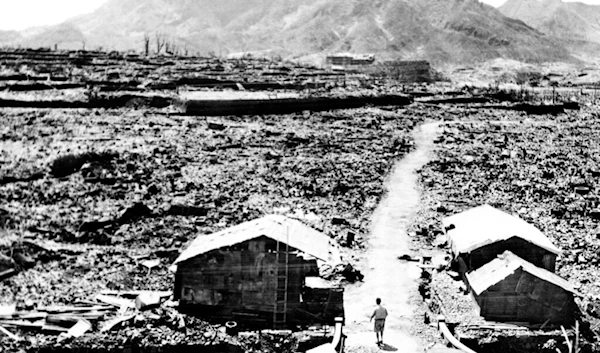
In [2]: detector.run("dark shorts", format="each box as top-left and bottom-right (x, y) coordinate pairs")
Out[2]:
(374, 319), (385, 333)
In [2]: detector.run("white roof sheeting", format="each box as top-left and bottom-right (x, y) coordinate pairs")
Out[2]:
(466, 251), (579, 296)
(173, 214), (340, 264)
(442, 204), (561, 257)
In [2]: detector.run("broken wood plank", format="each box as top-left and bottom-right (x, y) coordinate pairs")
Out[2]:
(0, 320), (44, 330)
(94, 294), (136, 309)
(67, 319), (92, 337)
(100, 314), (135, 332)
(0, 268), (18, 281)
(41, 305), (116, 313)
(46, 315), (80, 328)
(0, 312), (47, 321)
(99, 290), (172, 299)
(0, 325), (20, 340)
(42, 323), (70, 334)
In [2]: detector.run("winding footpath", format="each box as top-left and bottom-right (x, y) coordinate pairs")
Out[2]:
(344, 122), (440, 352)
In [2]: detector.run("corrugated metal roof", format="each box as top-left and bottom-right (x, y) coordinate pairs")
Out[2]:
(442, 204), (561, 257)
(466, 251), (579, 296)
(173, 214), (338, 264)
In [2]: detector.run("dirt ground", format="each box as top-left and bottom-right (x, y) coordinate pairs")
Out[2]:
(344, 122), (440, 353)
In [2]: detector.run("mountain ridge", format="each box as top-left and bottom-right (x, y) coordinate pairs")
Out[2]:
(0, 0), (574, 64)
(499, 0), (600, 45)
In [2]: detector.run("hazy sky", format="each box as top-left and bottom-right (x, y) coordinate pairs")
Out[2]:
(0, 0), (108, 30)
(2, 0), (600, 31)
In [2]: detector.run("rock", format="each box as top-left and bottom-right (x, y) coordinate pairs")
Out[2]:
(398, 254), (418, 262)
(432, 235), (448, 248)
(24, 299), (36, 310)
(140, 259), (161, 270)
(331, 217), (350, 226)
(118, 203), (153, 223)
(79, 219), (113, 232)
(147, 183), (159, 195)
(586, 301), (600, 318)
(135, 292), (162, 311)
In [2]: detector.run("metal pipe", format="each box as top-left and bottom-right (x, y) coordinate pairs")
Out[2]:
(332, 317), (344, 352)
(306, 317), (344, 353)
(437, 316), (477, 353)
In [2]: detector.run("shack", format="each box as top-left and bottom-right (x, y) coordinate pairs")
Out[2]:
(442, 205), (561, 277)
(466, 251), (580, 325)
(172, 214), (344, 328)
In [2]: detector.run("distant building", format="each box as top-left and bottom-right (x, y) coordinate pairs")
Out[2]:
(466, 251), (579, 324)
(443, 205), (561, 278)
(173, 214), (344, 329)
(325, 53), (375, 67)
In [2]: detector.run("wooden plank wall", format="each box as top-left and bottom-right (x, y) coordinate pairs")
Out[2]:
(474, 269), (575, 324)
(176, 237), (308, 313)
(469, 238), (557, 272)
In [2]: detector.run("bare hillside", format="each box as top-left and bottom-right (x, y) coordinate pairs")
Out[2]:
(2, 0), (574, 64)
(500, 0), (600, 59)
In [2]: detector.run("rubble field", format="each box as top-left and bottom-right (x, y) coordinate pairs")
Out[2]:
(409, 105), (600, 352)
(0, 105), (422, 352)
(3, 49), (600, 352)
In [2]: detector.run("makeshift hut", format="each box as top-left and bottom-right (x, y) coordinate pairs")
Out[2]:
(172, 214), (344, 328)
(466, 251), (580, 325)
(442, 205), (561, 277)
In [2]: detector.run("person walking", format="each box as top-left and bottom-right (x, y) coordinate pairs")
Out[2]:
(370, 297), (388, 345)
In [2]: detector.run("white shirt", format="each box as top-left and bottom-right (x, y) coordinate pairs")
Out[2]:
(372, 305), (388, 320)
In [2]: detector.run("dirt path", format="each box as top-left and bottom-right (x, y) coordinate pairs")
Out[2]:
(344, 122), (440, 352)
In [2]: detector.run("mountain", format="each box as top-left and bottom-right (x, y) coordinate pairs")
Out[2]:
(7, 0), (573, 64)
(0, 30), (22, 46)
(499, 0), (600, 58)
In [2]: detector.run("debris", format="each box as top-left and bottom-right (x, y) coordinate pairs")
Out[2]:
(135, 292), (162, 311)
(24, 299), (36, 311)
(0, 268), (17, 281)
(100, 314), (135, 332)
(46, 315), (79, 328)
(94, 294), (136, 309)
(0, 304), (16, 317)
(0, 61), (430, 349)
(398, 254), (419, 262)
(0, 253), (14, 267)
(345, 231), (355, 247)
(49, 152), (116, 178)
(0, 325), (20, 340)
(42, 323), (70, 334)
(13, 252), (36, 269)
(66, 319), (92, 337)
(339, 263), (363, 282)
(208, 122), (227, 131)
(98, 290), (171, 299)
(331, 217), (349, 226)
(140, 259), (161, 271)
